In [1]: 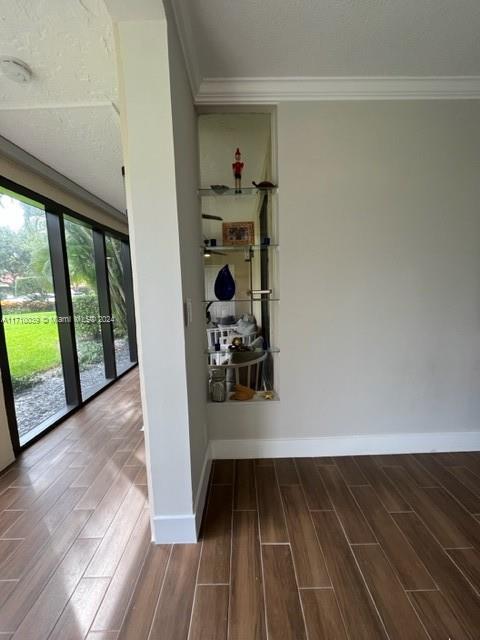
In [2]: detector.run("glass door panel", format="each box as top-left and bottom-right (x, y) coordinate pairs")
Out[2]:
(64, 216), (107, 397)
(0, 188), (66, 444)
(105, 235), (132, 373)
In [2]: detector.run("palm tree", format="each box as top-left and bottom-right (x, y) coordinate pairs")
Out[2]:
(105, 235), (127, 337)
(30, 218), (128, 335)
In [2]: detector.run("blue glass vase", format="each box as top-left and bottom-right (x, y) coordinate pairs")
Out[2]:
(214, 264), (236, 301)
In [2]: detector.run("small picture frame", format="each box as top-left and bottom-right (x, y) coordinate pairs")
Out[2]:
(222, 221), (255, 246)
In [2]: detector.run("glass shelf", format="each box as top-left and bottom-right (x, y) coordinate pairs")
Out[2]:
(208, 392), (279, 404)
(203, 244), (278, 252)
(206, 347), (280, 355)
(198, 187), (277, 197)
(203, 298), (279, 303)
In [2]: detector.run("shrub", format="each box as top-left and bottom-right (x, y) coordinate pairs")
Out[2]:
(1, 299), (55, 313)
(25, 300), (55, 312)
(73, 294), (102, 341)
(78, 340), (104, 365)
(1, 299), (23, 313)
(12, 372), (41, 392)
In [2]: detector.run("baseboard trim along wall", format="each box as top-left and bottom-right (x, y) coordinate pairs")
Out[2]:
(0, 453), (16, 475)
(152, 444), (212, 544)
(152, 430), (480, 541)
(152, 513), (197, 544)
(193, 445), (213, 536)
(210, 431), (480, 460)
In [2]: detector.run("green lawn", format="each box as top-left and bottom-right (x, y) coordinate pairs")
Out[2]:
(3, 311), (62, 379)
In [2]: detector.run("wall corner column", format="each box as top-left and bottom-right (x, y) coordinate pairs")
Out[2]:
(111, 13), (197, 543)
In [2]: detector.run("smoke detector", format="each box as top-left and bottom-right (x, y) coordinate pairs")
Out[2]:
(0, 57), (32, 83)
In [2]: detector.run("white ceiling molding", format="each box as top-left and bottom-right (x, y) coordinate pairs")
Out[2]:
(195, 76), (480, 104)
(0, 135), (126, 222)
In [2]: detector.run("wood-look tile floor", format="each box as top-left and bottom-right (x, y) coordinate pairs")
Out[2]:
(0, 371), (479, 639)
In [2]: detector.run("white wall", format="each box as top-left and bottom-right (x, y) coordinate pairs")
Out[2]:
(165, 3), (209, 508)
(113, 5), (209, 542)
(0, 381), (14, 470)
(208, 100), (480, 455)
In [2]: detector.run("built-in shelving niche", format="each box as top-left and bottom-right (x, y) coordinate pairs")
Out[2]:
(198, 110), (279, 404)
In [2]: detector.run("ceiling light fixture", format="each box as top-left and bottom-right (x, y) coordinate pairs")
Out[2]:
(0, 57), (33, 83)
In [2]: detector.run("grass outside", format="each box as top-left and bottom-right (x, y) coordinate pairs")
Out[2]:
(3, 311), (61, 379)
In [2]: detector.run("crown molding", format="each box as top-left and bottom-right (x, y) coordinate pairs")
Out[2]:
(195, 76), (480, 104)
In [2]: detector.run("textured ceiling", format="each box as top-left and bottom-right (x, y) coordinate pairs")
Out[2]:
(0, 0), (124, 212)
(180, 0), (480, 78)
(0, 106), (124, 211)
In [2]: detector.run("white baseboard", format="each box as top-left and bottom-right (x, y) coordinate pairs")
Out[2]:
(210, 431), (480, 459)
(151, 443), (212, 544)
(0, 454), (16, 474)
(151, 430), (480, 541)
(193, 443), (213, 537)
(152, 513), (197, 544)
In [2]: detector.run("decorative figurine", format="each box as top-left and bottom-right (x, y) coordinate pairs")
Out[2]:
(231, 383), (256, 401)
(214, 264), (236, 301)
(210, 184), (229, 195)
(228, 336), (252, 353)
(252, 180), (277, 190)
(232, 148), (244, 193)
(262, 390), (274, 400)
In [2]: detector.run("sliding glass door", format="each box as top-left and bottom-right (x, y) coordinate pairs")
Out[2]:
(105, 234), (137, 374)
(0, 180), (137, 450)
(64, 216), (108, 398)
(0, 189), (67, 444)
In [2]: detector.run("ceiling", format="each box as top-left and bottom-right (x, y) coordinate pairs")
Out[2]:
(0, 0), (479, 211)
(0, 0), (124, 212)
(178, 0), (480, 79)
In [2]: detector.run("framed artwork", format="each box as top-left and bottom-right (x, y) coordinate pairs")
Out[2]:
(222, 221), (255, 246)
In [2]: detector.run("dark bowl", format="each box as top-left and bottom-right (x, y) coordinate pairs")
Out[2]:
(210, 184), (229, 194)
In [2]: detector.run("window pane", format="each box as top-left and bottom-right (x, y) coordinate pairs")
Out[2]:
(105, 235), (131, 373)
(64, 216), (107, 397)
(0, 189), (66, 443)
